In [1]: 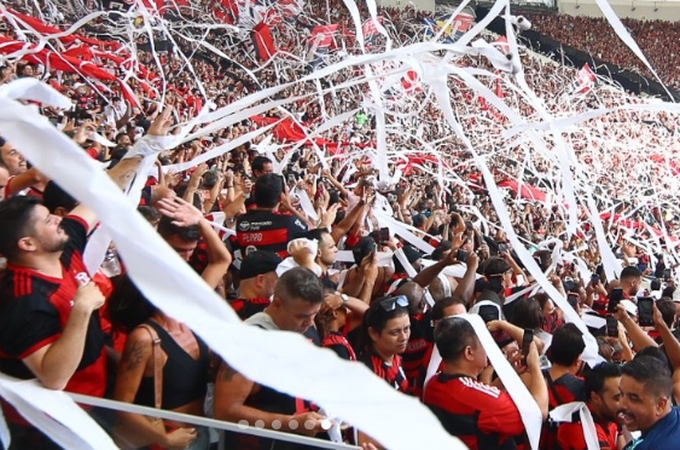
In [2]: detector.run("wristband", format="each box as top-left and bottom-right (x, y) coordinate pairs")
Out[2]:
(122, 134), (176, 159)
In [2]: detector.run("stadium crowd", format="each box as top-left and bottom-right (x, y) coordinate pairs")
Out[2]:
(1, 0), (680, 449)
(526, 12), (680, 90)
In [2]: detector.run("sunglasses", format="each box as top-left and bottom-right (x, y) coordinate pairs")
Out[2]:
(379, 295), (409, 312)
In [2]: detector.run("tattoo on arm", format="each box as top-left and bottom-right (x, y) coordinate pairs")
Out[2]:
(116, 169), (137, 187)
(221, 364), (238, 382)
(122, 339), (147, 372)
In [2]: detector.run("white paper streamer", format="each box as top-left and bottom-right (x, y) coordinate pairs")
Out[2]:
(0, 374), (117, 450)
(550, 401), (599, 450)
(424, 314), (543, 450)
(0, 89), (463, 450)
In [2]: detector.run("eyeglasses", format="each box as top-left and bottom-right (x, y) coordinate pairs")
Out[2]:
(379, 295), (409, 312)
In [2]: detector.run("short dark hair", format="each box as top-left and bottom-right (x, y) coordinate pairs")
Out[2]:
(548, 323), (585, 367)
(431, 297), (467, 321)
(510, 297), (543, 331)
(251, 156), (272, 175)
(584, 362), (621, 400)
(274, 267), (324, 305)
(620, 266), (641, 282)
(622, 356), (672, 399)
(435, 317), (479, 361)
(157, 215), (200, 242)
(656, 298), (676, 328)
(202, 171), (219, 189)
(483, 257), (511, 278)
(254, 173), (283, 208)
(305, 228), (330, 242)
(0, 196), (41, 260)
(43, 181), (78, 214)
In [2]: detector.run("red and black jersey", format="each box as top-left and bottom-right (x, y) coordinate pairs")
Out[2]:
(0, 217), (108, 422)
(401, 314), (434, 397)
(423, 373), (523, 450)
(236, 209), (307, 258)
(188, 238), (209, 275)
(358, 351), (408, 392)
(229, 298), (270, 321)
(322, 331), (356, 361)
(557, 407), (619, 450)
(542, 370), (586, 449)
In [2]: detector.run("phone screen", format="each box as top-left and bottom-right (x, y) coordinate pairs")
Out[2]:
(638, 297), (654, 327)
(379, 227), (390, 244)
(457, 249), (468, 263)
(608, 288), (623, 314)
(606, 316), (618, 337)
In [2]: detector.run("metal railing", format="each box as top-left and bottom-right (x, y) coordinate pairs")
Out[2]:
(68, 393), (361, 450)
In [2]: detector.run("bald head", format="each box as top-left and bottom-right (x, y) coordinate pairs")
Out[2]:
(394, 281), (426, 316)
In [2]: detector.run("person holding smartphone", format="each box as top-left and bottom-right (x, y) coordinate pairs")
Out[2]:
(424, 317), (548, 450)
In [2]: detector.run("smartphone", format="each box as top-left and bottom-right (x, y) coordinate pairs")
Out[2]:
(498, 243), (508, 253)
(638, 297), (654, 327)
(378, 227), (390, 244)
(478, 305), (499, 323)
(521, 329), (534, 365)
(457, 249), (469, 263)
(664, 268), (672, 280)
(607, 288), (623, 314)
(591, 274), (600, 285)
(567, 293), (579, 309)
(606, 316), (618, 337)
(651, 279), (661, 291)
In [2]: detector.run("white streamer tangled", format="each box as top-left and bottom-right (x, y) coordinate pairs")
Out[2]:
(1, 0), (680, 449)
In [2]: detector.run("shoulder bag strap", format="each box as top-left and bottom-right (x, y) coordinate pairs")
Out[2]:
(138, 324), (163, 410)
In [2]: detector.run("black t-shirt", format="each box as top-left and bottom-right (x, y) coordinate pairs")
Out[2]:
(236, 209), (307, 258)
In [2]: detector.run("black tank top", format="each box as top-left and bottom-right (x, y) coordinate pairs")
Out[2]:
(134, 320), (210, 410)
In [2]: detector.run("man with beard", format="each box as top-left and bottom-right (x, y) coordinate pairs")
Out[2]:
(619, 356), (680, 450)
(619, 266), (642, 301)
(557, 362), (626, 450)
(0, 107), (174, 449)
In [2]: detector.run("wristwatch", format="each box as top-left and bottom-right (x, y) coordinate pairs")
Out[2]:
(341, 293), (349, 304)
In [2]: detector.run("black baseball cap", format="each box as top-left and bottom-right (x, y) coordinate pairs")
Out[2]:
(240, 251), (282, 279)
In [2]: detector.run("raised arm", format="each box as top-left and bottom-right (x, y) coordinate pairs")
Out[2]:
(614, 303), (657, 352)
(70, 107), (175, 231)
(157, 196), (231, 289)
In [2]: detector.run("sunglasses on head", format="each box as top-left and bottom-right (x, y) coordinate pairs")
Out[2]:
(379, 295), (409, 312)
